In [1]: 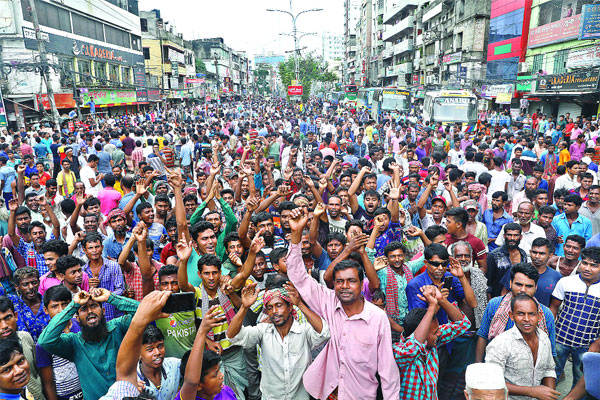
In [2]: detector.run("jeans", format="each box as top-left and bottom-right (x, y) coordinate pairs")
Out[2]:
(583, 352), (600, 399)
(555, 342), (588, 389)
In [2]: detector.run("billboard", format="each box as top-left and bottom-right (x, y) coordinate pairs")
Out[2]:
(528, 14), (581, 48)
(580, 4), (600, 40)
(537, 69), (600, 92)
(287, 86), (303, 96)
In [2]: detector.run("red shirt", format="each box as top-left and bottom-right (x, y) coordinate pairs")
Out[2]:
(444, 233), (487, 262)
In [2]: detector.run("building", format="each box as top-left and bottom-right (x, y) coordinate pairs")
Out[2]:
(1, 0), (146, 127)
(343, 0), (361, 83)
(140, 9), (195, 102)
(355, 0), (375, 86)
(253, 53), (285, 96)
(524, 0), (600, 118)
(321, 32), (344, 62)
(191, 38), (250, 97)
(382, 0), (419, 87)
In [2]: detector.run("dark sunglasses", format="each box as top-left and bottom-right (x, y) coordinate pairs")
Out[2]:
(428, 260), (449, 268)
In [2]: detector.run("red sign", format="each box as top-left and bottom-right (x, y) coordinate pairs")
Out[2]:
(287, 85), (303, 96)
(67, 121), (74, 132)
(528, 14), (581, 48)
(206, 96), (211, 101)
(36, 93), (76, 110)
(186, 78), (205, 84)
(413, 74), (419, 84)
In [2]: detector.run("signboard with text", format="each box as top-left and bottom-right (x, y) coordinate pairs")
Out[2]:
(0, 88), (7, 127)
(580, 5), (600, 40)
(81, 90), (137, 105)
(528, 14), (581, 48)
(442, 52), (462, 64)
(287, 85), (303, 96)
(566, 45), (600, 69)
(186, 78), (205, 84)
(537, 69), (600, 92)
(481, 84), (513, 98)
(36, 93), (76, 110)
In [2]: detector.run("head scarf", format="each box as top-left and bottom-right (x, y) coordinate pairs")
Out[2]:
(408, 161), (422, 168)
(263, 287), (298, 319)
(104, 208), (127, 226)
(468, 183), (488, 212)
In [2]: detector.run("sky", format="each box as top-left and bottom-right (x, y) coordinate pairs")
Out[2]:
(138, 0), (344, 61)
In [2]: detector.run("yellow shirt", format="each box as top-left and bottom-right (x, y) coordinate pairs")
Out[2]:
(559, 149), (571, 166)
(114, 180), (124, 195)
(57, 170), (76, 196)
(365, 126), (374, 142)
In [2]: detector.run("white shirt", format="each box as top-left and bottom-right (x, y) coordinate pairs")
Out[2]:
(494, 223), (546, 258)
(448, 148), (464, 165)
(488, 169), (511, 197)
(554, 173), (579, 192)
(228, 319), (330, 400)
(80, 165), (102, 197)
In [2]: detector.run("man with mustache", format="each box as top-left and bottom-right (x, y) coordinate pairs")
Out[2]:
(552, 194), (592, 257)
(487, 223), (529, 298)
(38, 288), (139, 400)
(226, 281), (329, 400)
(511, 177), (539, 216)
(482, 191), (513, 252)
(495, 202), (546, 258)
(101, 208), (130, 261)
(6, 268), (49, 343)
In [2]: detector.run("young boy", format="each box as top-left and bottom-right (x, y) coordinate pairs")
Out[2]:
(55, 255), (88, 295)
(39, 240), (89, 296)
(0, 337), (34, 399)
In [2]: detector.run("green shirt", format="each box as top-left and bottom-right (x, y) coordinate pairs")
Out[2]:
(155, 311), (197, 358)
(189, 198), (238, 260)
(38, 295), (139, 400)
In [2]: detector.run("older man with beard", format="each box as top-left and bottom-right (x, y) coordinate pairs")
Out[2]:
(511, 177), (539, 216)
(38, 288), (139, 400)
(495, 202), (546, 257)
(101, 209), (130, 261)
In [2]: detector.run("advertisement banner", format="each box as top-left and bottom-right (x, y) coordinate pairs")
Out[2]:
(566, 46), (600, 69)
(186, 78), (205, 84)
(481, 84), (513, 98)
(287, 85), (303, 96)
(496, 92), (513, 104)
(81, 90), (137, 105)
(0, 88), (7, 127)
(537, 69), (600, 91)
(580, 5), (600, 40)
(147, 89), (161, 102)
(442, 52), (462, 64)
(36, 93), (76, 110)
(528, 14), (581, 48)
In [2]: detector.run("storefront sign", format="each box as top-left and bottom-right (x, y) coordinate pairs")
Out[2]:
(481, 84), (513, 98)
(0, 88), (7, 127)
(287, 85), (303, 96)
(528, 14), (581, 48)
(81, 90), (137, 106)
(537, 69), (600, 91)
(22, 27), (143, 67)
(566, 45), (600, 69)
(516, 76), (534, 92)
(442, 52), (462, 64)
(168, 48), (185, 64)
(580, 5), (600, 39)
(186, 78), (205, 84)
(496, 92), (513, 104)
(147, 89), (161, 102)
(171, 62), (179, 77)
(36, 93), (76, 110)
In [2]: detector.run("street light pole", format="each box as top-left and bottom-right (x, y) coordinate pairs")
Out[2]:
(267, 6), (322, 82)
(213, 52), (220, 98)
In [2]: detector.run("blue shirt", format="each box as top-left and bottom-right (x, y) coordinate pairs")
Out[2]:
(406, 271), (465, 325)
(499, 266), (562, 307)
(482, 209), (513, 251)
(0, 165), (16, 192)
(7, 294), (49, 343)
(97, 151), (112, 174)
(552, 213), (593, 256)
(477, 295), (557, 356)
(34, 143), (49, 158)
(102, 233), (131, 260)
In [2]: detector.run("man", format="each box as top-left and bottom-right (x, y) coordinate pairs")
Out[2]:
(483, 191), (513, 252)
(79, 154), (103, 198)
(393, 285), (471, 400)
(536, 205), (559, 253)
(81, 232), (125, 321)
(579, 184), (600, 236)
(135, 202), (167, 261)
(56, 159), (75, 197)
(476, 263), (556, 363)
(487, 223), (529, 299)
(485, 294), (558, 400)
(554, 160), (579, 192)
(571, 171), (593, 201)
(38, 289), (138, 400)
(548, 234), (585, 277)
(444, 207), (487, 271)
(286, 207), (401, 399)
(0, 155), (16, 206)
(227, 281), (329, 400)
(7, 268), (49, 343)
(0, 336), (34, 399)
(495, 202), (546, 257)
(0, 297), (44, 399)
(550, 246), (600, 389)
(24, 174), (45, 197)
(506, 159), (525, 202)
(463, 363), (507, 400)
(97, 174), (122, 217)
(552, 194), (592, 257)
(511, 177), (538, 216)
(101, 208), (130, 261)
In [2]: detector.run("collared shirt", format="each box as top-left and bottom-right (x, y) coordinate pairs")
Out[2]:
(8, 294), (49, 343)
(229, 318), (330, 400)
(123, 262), (161, 301)
(494, 223), (547, 260)
(477, 295), (556, 356)
(286, 242), (401, 400)
(507, 173), (526, 199)
(377, 259), (424, 324)
(482, 209), (513, 251)
(102, 233), (131, 260)
(510, 190), (530, 214)
(137, 357), (181, 400)
(552, 213), (593, 256)
(17, 237), (51, 276)
(83, 259), (125, 321)
(579, 202), (600, 237)
(486, 245), (529, 298)
(373, 222), (404, 257)
(393, 315), (470, 400)
(554, 173), (579, 192)
(485, 326), (556, 400)
(38, 295), (139, 400)
(406, 271), (465, 325)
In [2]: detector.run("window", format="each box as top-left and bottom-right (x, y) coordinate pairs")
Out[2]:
(77, 59), (93, 85)
(21, 0), (71, 33)
(143, 47), (150, 59)
(485, 57), (519, 81)
(121, 67), (131, 84)
(94, 61), (107, 84)
(72, 13), (104, 41)
(140, 18), (148, 32)
(59, 58), (74, 88)
(553, 49), (568, 73)
(131, 35), (141, 51)
(489, 9), (523, 44)
(109, 64), (120, 83)
(532, 54), (544, 73)
(455, 32), (463, 51)
(105, 25), (129, 48)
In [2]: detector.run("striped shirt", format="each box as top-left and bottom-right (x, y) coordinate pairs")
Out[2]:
(193, 285), (233, 350)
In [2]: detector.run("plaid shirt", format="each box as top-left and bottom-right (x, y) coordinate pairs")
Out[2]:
(393, 315), (470, 400)
(83, 259), (125, 321)
(17, 235), (55, 276)
(131, 148), (144, 166)
(123, 261), (162, 301)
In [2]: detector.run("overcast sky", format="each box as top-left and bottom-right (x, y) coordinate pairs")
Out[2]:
(138, 0), (344, 60)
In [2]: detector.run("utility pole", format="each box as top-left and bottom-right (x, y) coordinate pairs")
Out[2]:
(27, 0), (60, 130)
(71, 71), (83, 121)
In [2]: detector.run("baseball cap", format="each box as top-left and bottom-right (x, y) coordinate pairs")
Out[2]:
(432, 196), (446, 206)
(463, 199), (478, 210)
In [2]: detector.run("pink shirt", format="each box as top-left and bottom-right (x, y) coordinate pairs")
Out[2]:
(39, 270), (90, 296)
(20, 143), (33, 156)
(97, 186), (122, 215)
(286, 243), (400, 400)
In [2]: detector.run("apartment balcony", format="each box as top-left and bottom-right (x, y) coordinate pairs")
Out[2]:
(382, 15), (415, 42)
(393, 40), (414, 55)
(383, 0), (419, 24)
(415, 34), (423, 47)
(383, 47), (394, 60)
(386, 62), (413, 77)
(386, 65), (398, 77)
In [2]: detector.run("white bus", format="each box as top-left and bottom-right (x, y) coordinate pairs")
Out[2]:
(423, 90), (478, 128)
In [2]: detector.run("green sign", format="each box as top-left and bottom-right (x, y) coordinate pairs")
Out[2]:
(82, 89), (137, 105)
(0, 88), (7, 127)
(516, 75), (533, 92)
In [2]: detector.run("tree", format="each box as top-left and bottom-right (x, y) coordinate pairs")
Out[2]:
(278, 54), (339, 101)
(195, 58), (207, 74)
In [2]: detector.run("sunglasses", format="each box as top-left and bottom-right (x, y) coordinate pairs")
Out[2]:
(428, 260), (449, 268)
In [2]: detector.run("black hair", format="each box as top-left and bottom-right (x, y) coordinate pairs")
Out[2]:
(510, 293), (538, 312)
(158, 264), (179, 280)
(0, 336), (23, 367)
(133, 238), (154, 253)
(197, 254), (221, 273)
(424, 243), (449, 261)
(155, 194), (171, 204)
(446, 207), (468, 228)
(403, 307), (430, 337)
(43, 284), (72, 308)
(563, 194), (583, 207)
(224, 232), (241, 250)
(28, 221), (46, 235)
(344, 219), (364, 233)
(40, 239), (69, 257)
(332, 259), (364, 281)
(363, 189), (380, 201)
(538, 205), (556, 216)
(82, 231), (104, 248)
(504, 222), (522, 233)
(0, 296), (15, 314)
(325, 232), (347, 246)
(269, 247), (289, 267)
(104, 173), (116, 187)
(179, 349), (222, 382)
(531, 237), (551, 252)
(136, 202), (154, 216)
(142, 324), (164, 345)
(384, 241), (407, 257)
(373, 207), (391, 219)
(278, 201), (297, 212)
(55, 255), (83, 276)
(15, 206), (31, 218)
(252, 211), (273, 225)
(371, 289), (386, 303)
(83, 196), (101, 209)
(492, 191), (508, 201)
(190, 221), (215, 242)
(581, 246), (600, 263)
(478, 172), (492, 186)
(424, 225), (447, 241)
(553, 188), (568, 199)
(565, 234), (586, 249)
(265, 273), (289, 290)
(510, 262), (539, 283)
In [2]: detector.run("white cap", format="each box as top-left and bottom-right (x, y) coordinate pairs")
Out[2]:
(581, 156), (592, 165)
(465, 363), (506, 390)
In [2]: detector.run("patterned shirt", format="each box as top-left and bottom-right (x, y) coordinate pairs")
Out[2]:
(552, 275), (600, 347)
(393, 315), (470, 400)
(17, 237), (54, 276)
(8, 294), (49, 343)
(123, 261), (161, 301)
(83, 259), (125, 321)
(374, 222), (404, 257)
(102, 233), (131, 260)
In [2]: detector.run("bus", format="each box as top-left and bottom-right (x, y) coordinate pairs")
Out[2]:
(423, 90), (478, 128)
(343, 84), (358, 103)
(356, 87), (377, 111)
(324, 91), (343, 104)
(371, 87), (410, 120)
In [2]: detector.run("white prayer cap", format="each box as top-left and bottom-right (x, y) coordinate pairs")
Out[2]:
(465, 363), (506, 390)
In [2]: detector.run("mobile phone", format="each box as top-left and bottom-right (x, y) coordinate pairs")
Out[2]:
(443, 276), (453, 291)
(162, 292), (195, 314)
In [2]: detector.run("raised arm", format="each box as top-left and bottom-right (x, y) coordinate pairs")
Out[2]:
(309, 202), (326, 258)
(226, 283), (259, 339)
(448, 256), (477, 309)
(38, 195), (60, 239)
(175, 238), (195, 292)
(7, 199), (20, 246)
(348, 166), (370, 198)
(168, 169), (190, 243)
(237, 195), (260, 248)
(285, 282), (324, 333)
(230, 236), (265, 290)
(16, 165), (25, 205)
(133, 222), (156, 296)
(417, 174), (438, 218)
(387, 181), (400, 223)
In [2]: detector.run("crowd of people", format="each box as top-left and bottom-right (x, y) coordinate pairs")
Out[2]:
(0, 98), (599, 400)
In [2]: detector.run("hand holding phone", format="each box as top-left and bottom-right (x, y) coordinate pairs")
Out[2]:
(162, 292), (195, 314)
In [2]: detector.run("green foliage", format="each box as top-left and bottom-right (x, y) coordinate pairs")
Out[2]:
(195, 58), (207, 74)
(278, 55), (340, 101)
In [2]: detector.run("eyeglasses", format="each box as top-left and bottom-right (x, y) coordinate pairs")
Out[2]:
(428, 260), (449, 268)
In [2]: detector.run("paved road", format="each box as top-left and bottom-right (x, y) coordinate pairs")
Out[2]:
(557, 360), (574, 399)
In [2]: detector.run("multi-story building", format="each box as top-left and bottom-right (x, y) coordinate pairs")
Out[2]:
(254, 54), (285, 97)
(382, 0), (419, 87)
(1, 0), (146, 126)
(524, 0), (600, 118)
(140, 9), (195, 102)
(322, 32), (344, 62)
(356, 0), (375, 86)
(191, 38), (249, 97)
(343, 0), (361, 83)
